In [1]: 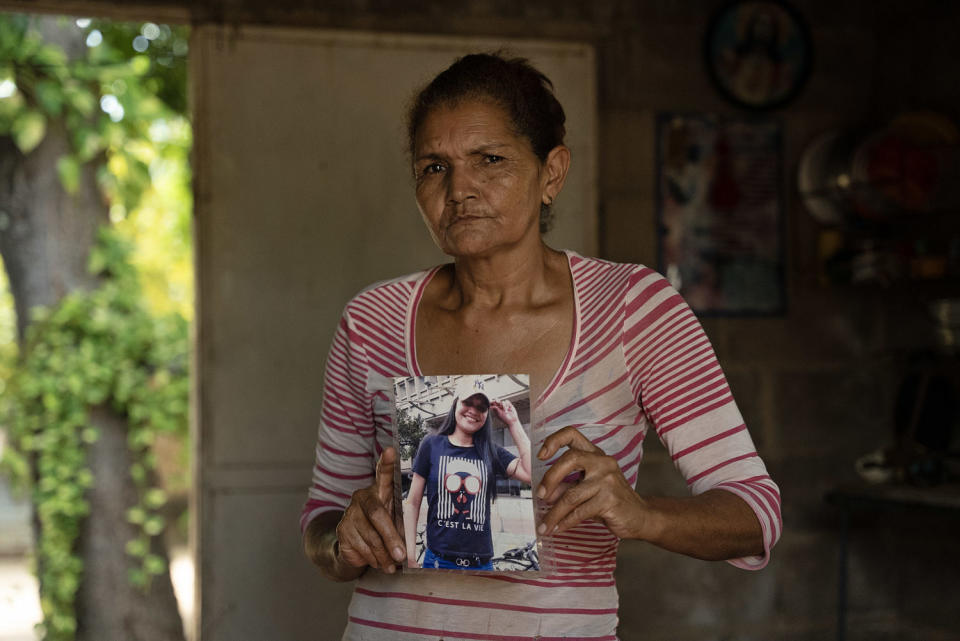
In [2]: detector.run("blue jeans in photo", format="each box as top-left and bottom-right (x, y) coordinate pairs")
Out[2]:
(422, 548), (493, 571)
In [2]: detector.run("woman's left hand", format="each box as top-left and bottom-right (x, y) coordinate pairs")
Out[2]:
(536, 425), (650, 540)
(490, 399), (520, 426)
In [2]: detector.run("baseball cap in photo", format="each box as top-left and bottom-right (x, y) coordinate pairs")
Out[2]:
(453, 375), (491, 403)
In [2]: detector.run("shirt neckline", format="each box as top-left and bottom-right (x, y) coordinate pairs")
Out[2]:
(445, 435), (474, 448)
(406, 249), (581, 411)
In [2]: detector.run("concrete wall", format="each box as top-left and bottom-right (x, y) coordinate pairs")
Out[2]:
(186, 1), (960, 640)
(591, 3), (960, 640)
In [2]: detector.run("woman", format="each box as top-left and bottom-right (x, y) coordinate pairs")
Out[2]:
(302, 53), (781, 640)
(404, 377), (532, 570)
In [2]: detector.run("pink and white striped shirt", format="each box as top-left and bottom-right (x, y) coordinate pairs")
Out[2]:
(302, 251), (781, 640)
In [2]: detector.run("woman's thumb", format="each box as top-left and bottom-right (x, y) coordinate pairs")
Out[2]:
(375, 446), (397, 504)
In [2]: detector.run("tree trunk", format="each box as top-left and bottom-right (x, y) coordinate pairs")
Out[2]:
(0, 121), (103, 342)
(0, 16), (186, 641)
(76, 406), (186, 641)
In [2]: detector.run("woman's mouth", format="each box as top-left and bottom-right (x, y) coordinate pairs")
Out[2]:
(447, 213), (488, 228)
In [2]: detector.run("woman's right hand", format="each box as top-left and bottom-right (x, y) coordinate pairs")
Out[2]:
(335, 447), (406, 573)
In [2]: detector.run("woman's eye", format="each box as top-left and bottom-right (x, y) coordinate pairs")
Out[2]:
(422, 162), (444, 176)
(484, 154), (504, 164)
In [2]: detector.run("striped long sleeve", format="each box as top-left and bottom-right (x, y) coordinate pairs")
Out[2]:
(301, 275), (415, 533)
(622, 265), (781, 568)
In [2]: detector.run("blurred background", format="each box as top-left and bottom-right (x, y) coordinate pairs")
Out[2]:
(0, 1), (958, 640)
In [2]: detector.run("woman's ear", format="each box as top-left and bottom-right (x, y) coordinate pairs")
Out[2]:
(541, 145), (571, 206)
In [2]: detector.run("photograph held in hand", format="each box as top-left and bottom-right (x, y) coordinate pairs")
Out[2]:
(393, 374), (542, 574)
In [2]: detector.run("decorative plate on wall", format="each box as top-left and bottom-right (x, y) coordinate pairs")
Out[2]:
(704, 0), (812, 110)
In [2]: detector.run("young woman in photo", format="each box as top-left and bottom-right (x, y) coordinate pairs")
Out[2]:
(403, 378), (532, 570)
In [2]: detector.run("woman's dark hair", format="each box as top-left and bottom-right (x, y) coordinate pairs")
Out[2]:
(406, 52), (567, 233)
(436, 396), (501, 503)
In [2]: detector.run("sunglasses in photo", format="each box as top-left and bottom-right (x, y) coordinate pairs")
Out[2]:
(444, 473), (482, 494)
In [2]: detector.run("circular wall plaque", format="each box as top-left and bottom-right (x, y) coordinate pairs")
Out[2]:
(704, 0), (812, 110)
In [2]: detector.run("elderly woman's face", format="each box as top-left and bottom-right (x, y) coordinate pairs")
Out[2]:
(413, 100), (548, 258)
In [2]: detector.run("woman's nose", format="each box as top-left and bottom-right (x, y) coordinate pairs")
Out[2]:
(446, 165), (477, 205)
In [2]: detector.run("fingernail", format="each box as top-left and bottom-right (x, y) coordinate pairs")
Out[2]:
(537, 523), (546, 535)
(392, 547), (405, 561)
(537, 448), (547, 460)
(536, 486), (545, 499)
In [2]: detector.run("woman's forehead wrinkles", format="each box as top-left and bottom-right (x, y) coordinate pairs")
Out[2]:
(417, 108), (514, 151)
(416, 142), (508, 163)
(420, 133), (517, 161)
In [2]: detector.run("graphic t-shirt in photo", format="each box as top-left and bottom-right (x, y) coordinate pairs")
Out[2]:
(413, 434), (516, 559)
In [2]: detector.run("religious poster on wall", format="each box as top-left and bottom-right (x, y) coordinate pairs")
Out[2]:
(703, 0), (812, 110)
(656, 113), (785, 315)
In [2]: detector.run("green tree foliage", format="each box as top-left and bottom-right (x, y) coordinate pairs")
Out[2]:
(0, 266), (15, 392)
(0, 16), (187, 197)
(396, 407), (426, 460)
(0, 13), (191, 640)
(0, 15), (192, 318)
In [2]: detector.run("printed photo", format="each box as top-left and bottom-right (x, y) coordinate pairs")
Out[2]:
(393, 374), (539, 573)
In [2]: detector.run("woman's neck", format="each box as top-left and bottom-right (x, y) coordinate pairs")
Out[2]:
(448, 240), (566, 312)
(447, 430), (474, 447)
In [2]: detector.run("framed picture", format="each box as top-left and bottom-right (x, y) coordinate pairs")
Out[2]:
(656, 113), (786, 315)
(392, 374), (545, 574)
(704, 0), (812, 110)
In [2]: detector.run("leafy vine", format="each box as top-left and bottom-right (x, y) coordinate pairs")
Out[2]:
(0, 227), (189, 640)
